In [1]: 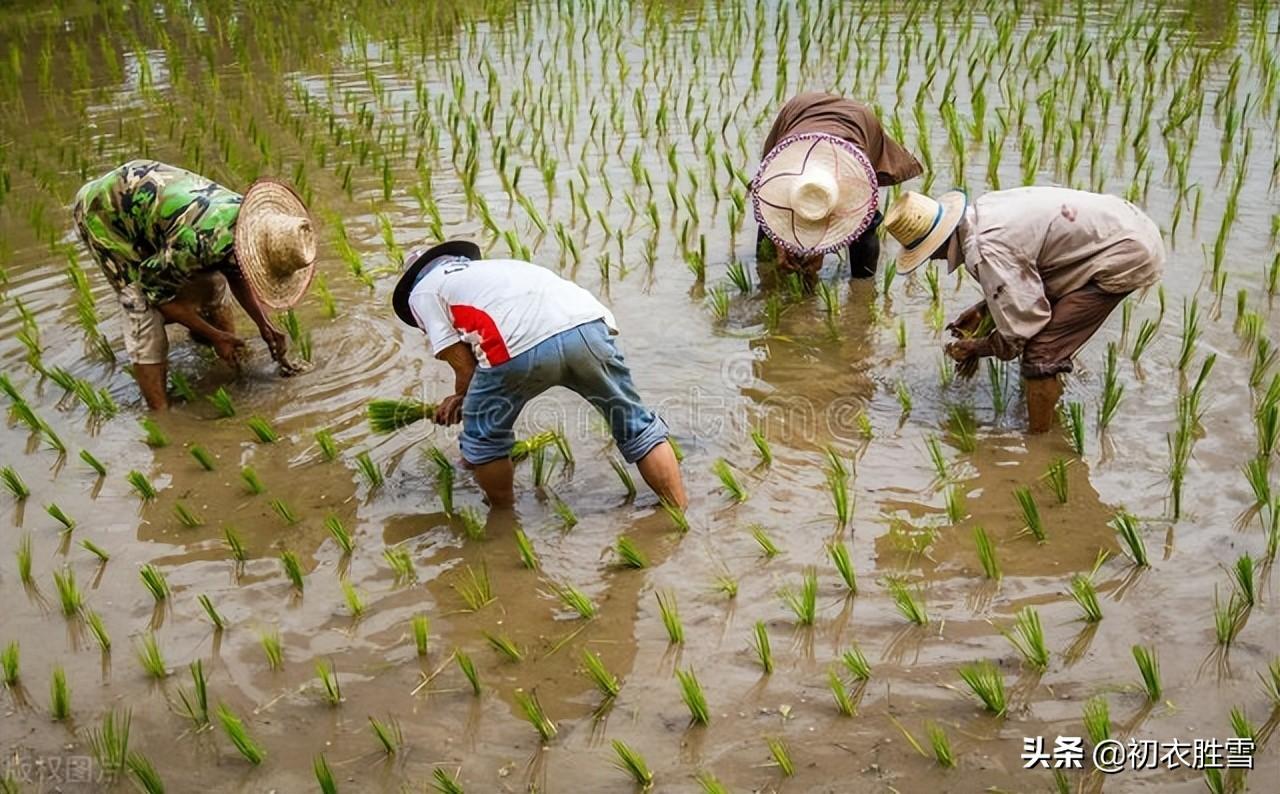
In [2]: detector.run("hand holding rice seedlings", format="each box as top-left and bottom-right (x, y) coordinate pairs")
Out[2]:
(1, 466), (30, 500)
(316, 659), (341, 705)
(926, 722), (955, 767)
(136, 632), (167, 679)
(260, 630), (283, 671)
(384, 547), (416, 582)
(173, 501), (203, 528)
(139, 417), (169, 448)
(368, 715), (402, 755)
(766, 737), (794, 776)
(315, 429), (339, 461)
(87, 707), (131, 776)
(246, 416), (279, 443)
(455, 649), (481, 695)
(779, 567), (818, 626)
(1014, 486), (1047, 542)
(515, 688), (557, 742)
(656, 590), (684, 644)
(677, 668), (710, 725)
(216, 703), (265, 764)
(614, 535), (648, 568)
(1, 642), (17, 686)
(79, 449), (106, 477)
(53, 566), (83, 615)
(1003, 606), (1050, 670)
(126, 470), (157, 501)
(1062, 401), (1086, 455)
(958, 661), (1007, 715)
(453, 564), (494, 610)
(1132, 644), (1161, 702)
(278, 550), (305, 592)
(49, 665), (69, 720)
(1110, 511), (1148, 566)
(750, 524), (781, 558)
(888, 578), (928, 625)
(175, 659), (209, 729)
(207, 387), (236, 417)
(611, 740), (654, 790)
(712, 458), (747, 502)
(269, 498), (299, 525)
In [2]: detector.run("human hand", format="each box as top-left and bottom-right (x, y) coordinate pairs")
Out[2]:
(434, 394), (464, 426)
(945, 338), (984, 363)
(212, 333), (247, 367)
(947, 302), (989, 339)
(259, 322), (289, 362)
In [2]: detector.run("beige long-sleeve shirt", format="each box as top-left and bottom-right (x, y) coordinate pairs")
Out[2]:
(948, 187), (1165, 357)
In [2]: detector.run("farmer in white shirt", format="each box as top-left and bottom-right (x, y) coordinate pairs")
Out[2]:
(392, 240), (687, 510)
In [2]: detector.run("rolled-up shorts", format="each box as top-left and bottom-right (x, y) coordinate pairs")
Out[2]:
(460, 319), (670, 466)
(1021, 282), (1130, 379)
(118, 272), (230, 365)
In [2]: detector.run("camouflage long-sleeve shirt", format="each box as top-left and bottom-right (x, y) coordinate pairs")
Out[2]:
(73, 160), (242, 305)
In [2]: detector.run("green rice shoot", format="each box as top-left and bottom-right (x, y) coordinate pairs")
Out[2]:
(216, 703), (265, 764)
(611, 740), (654, 790)
(958, 660), (1007, 715)
(1132, 644), (1161, 702)
(515, 688), (557, 742)
(677, 667), (709, 725)
(656, 590), (683, 644)
(750, 524), (782, 558)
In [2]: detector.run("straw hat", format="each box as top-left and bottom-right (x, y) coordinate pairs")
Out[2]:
(751, 132), (879, 256)
(234, 179), (316, 309)
(883, 190), (967, 274)
(392, 239), (482, 327)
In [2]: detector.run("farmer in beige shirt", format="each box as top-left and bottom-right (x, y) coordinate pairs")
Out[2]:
(883, 187), (1165, 432)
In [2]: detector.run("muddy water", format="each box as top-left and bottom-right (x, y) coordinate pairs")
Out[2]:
(1, 1), (1277, 792)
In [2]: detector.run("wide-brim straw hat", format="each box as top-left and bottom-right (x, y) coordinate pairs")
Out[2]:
(234, 179), (317, 309)
(884, 190), (967, 274)
(751, 132), (879, 256)
(392, 239), (482, 327)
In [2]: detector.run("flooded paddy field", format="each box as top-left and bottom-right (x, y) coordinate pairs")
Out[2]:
(0, 0), (1277, 791)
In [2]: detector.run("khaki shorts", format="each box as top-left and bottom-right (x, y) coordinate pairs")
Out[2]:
(119, 272), (230, 365)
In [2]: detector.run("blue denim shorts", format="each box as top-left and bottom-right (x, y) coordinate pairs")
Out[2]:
(460, 320), (669, 466)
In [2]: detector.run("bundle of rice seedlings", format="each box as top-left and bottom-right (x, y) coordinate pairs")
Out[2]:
(314, 754), (337, 794)
(608, 457), (637, 501)
(246, 417), (279, 443)
(751, 427), (772, 466)
(958, 661), (1007, 715)
(925, 435), (948, 481)
(316, 659), (341, 705)
(779, 568), (818, 626)
(431, 767), (464, 794)
(79, 449), (107, 477)
(125, 753), (163, 794)
(49, 665), (69, 720)
(1258, 659), (1280, 706)
(270, 498), (299, 525)
(1068, 574), (1103, 623)
(515, 688), (556, 742)
(223, 526), (247, 562)
(2, 466), (30, 500)
(53, 566), (83, 615)
(827, 541), (857, 593)
(1062, 402), (1085, 455)
(888, 578), (928, 625)
(139, 418), (169, 448)
(340, 580), (366, 618)
(86, 707), (132, 777)
(1, 642), (18, 686)
(1132, 644), (1161, 702)
(1003, 606), (1050, 670)
(84, 609), (111, 650)
(1014, 487), (1047, 542)
(216, 703), (265, 764)
(278, 550), (305, 592)
(46, 502), (75, 531)
(136, 633), (167, 679)
(176, 660), (209, 729)
(1083, 695), (1110, 744)
(1228, 554), (1257, 607)
(1110, 511), (1148, 566)
(455, 649), (480, 695)
(944, 484), (967, 524)
(1229, 706), (1257, 743)
(368, 715), (401, 755)
(189, 445), (216, 471)
(453, 564), (493, 610)
(611, 740), (654, 789)
(411, 614), (430, 657)
(427, 448), (455, 515)
(238, 466), (265, 494)
(828, 668), (855, 716)
(513, 528), (540, 570)
(614, 536), (648, 568)
(126, 470), (157, 501)
(662, 499), (690, 533)
(656, 591), (683, 644)
(828, 470), (852, 528)
(581, 648), (620, 699)
(259, 630), (283, 671)
(750, 525), (781, 558)
(484, 632), (522, 663)
(842, 645), (872, 680)
(552, 498), (578, 530)
(677, 668), (709, 725)
(208, 387), (236, 417)
(16, 534), (32, 584)
(354, 451), (383, 489)
(509, 430), (557, 463)
(712, 459), (747, 502)
(973, 526), (1001, 581)
(383, 547), (416, 582)
(173, 502), (203, 528)
(325, 514), (354, 555)
(1214, 588), (1247, 646)
(315, 429), (339, 461)
(548, 581), (596, 619)
(1044, 458), (1069, 504)
(766, 737), (794, 776)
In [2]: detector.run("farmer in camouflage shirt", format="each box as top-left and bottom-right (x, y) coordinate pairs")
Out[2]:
(73, 160), (317, 409)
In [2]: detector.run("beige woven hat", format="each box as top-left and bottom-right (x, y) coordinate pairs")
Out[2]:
(234, 178), (317, 309)
(751, 132), (879, 255)
(883, 190), (967, 274)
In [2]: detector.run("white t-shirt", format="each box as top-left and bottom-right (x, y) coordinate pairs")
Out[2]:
(407, 258), (617, 368)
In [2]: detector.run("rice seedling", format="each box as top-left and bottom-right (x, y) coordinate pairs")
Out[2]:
(827, 541), (857, 593)
(1130, 318), (1159, 361)
(766, 737), (794, 777)
(656, 590), (684, 644)
(49, 665), (69, 720)
(367, 399), (437, 433)
(515, 688), (556, 742)
(779, 568), (818, 626)
(712, 458), (747, 502)
(137, 563), (169, 602)
(894, 380), (913, 416)
(321, 514), (354, 555)
(79, 449), (106, 477)
(1132, 644), (1161, 702)
(246, 416), (279, 443)
(235, 465), (265, 494)
(750, 524), (781, 558)
(2, 466), (30, 500)
(481, 630), (522, 663)
(1014, 486), (1047, 542)
(662, 499), (690, 533)
(125, 753), (163, 794)
(611, 740), (654, 790)
(972, 526), (1002, 581)
(1243, 457), (1271, 509)
(16, 534), (32, 584)
(53, 566), (83, 615)
(455, 649), (481, 695)
(750, 427), (772, 467)
(223, 526), (247, 562)
(136, 632), (167, 678)
(315, 429), (339, 461)
(384, 547), (416, 582)
(186, 444), (216, 472)
(208, 387), (236, 417)
(925, 435), (948, 481)
(260, 630), (283, 670)
(958, 661), (1007, 715)
(1044, 458), (1070, 504)
(581, 648), (621, 699)
(431, 768), (464, 794)
(1111, 510), (1148, 566)
(1099, 343), (1124, 430)
(198, 594), (226, 630)
(677, 667), (710, 725)
(1083, 695), (1110, 744)
(454, 564), (494, 610)
(1229, 706), (1257, 743)
(87, 707), (132, 777)
(607, 456), (638, 501)
(316, 659), (341, 705)
(552, 497), (579, 530)
(84, 609), (111, 650)
(1, 642), (17, 686)
(314, 754), (337, 794)
(216, 703), (265, 764)
(706, 286), (730, 320)
(173, 501), (203, 528)
(549, 580), (597, 619)
(45, 502), (74, 531)
(1062, 401), (1086, 455)
(927, 721), (955, 767)
(410, 614), (430, 657)
(1003, 606), (1050, 670)
(1176, 298), (1200, 371)
(1259, 659), (1280, 705)
(126, 470), (157, 501)
(1228, 553), (1257, 607)
(428, 447), (456, 515)
(947, 405), (978, 453)
(368, 715), (402, 755)
(944, 484), (967, 524)
(511, 527), (540, 570)
(339, 579), (366, 618)
(176, 659), (209, 729)
(270, 498), (299, 525)
(888, 578), (928, 625)
(139, 417), (169, 448)
(613, 535), (648, 569)
(354, 451), (384, 490)
(828, 469), (852, 528)
(842, 644), (872, 680)
(824, 665), (857, 716)
(279, 550), (305, 592)
(1214, 588), (1247, 646)
(1069, 574), (1103, 622)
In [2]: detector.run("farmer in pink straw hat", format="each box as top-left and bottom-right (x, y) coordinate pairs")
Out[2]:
(73, 160), (316, 410)
(883, 187), (1165, 433)
(754, 93), (922, 287)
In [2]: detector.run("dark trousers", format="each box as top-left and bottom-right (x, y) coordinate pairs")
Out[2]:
(756, 211), (883, 279)
(1021, 283), (1129, 379)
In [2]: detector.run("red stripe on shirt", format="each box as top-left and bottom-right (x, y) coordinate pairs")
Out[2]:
(450, 304), (511, 366)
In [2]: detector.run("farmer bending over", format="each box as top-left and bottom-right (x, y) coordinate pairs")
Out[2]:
(884, 187), (1165, 432)
(392, 241), (687, 510)
(754, 93), (922, 286)
(73, 160), (315, 410)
